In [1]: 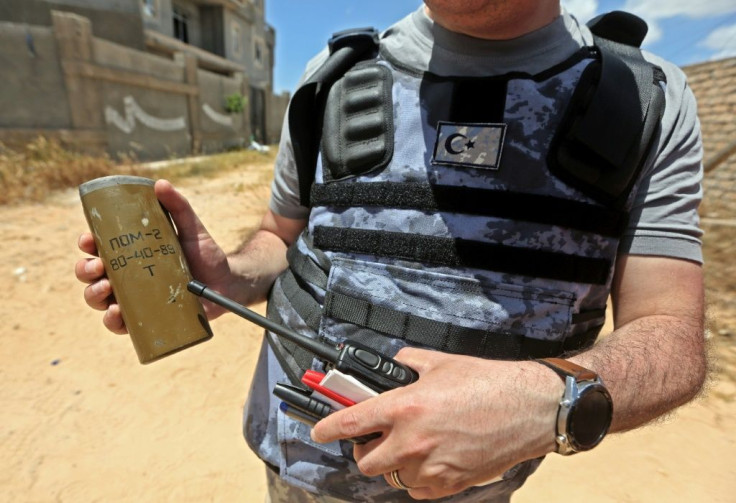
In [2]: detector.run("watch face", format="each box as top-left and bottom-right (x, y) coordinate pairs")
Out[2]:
(568, 386), (613, 450)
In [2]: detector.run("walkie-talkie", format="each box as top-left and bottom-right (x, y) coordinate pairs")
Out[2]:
(187, 280), (419, 392)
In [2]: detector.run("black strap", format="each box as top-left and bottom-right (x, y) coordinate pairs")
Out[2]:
(289, 28), (380, 206)
(311, 182), (628, 237)
(278, 268), (599, 360)
(288, 240), (606, 326)
(313, 226), (611, 285)
(286, 244), (329, 290)
(280, 268), (323, 332)
(320, 287), (598, 360)
(548, 11), (666, 209)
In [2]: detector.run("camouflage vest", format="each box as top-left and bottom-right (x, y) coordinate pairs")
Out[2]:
(246, 15), (665, 501)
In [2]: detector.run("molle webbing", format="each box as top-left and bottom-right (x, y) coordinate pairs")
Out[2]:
(281, 243), (605, 358)
(279, 247), (601, 360)
(310, 182), (628, 237)
(265, 300), (313, 386)
(312, 227), (611, 285)
(289, 241), (607, 331)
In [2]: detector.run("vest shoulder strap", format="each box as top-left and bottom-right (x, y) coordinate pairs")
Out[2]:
(289, 28), (380, 206)
(548, 11), (667, 208)
(587, 10), (649, 47)
(291, 13), (667, 210)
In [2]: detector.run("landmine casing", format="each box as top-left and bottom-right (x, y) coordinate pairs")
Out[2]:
(79, 176), (212, 363)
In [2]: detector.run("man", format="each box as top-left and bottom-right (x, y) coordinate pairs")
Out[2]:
(76, 1), (706, 501)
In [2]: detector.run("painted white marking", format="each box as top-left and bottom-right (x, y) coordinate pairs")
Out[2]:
(202, 103), (234, 127)
(105, 95), (186, 134)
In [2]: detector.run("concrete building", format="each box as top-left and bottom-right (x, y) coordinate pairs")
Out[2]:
(0, 0), (288, 159)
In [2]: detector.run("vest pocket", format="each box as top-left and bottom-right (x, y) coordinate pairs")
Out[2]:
(319, 257), (575, 359)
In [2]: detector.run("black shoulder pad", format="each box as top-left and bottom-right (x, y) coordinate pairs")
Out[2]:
(321, 63), (394, 183)
(289, 28), (381, 206)
(587, 10), (648, 47)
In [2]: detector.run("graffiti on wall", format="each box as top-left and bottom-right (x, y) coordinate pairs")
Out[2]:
(202, 103), (234, 127)
(105, 96), (187, 134)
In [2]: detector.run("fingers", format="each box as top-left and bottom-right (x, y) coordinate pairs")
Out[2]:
(102, 303), (127, 335)
(154, 179), (210, 244)
(311, 399), (391, 446)
(384, 470), (410, 491)
(75, 256), (105, 284)
(83, 277), (113, 311)
(81, 278), (127, 334)
(352, 430), (409, 478)
(78, 232), (98, 256)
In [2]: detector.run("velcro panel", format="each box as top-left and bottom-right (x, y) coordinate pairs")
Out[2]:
(450, 79), (507, 123)
(310, 181), (628, 236)
(321, 64), (394, 182)
(313, 226), (611, 285)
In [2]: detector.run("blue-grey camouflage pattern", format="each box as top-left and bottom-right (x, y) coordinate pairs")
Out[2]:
(245, 52), (635, 501)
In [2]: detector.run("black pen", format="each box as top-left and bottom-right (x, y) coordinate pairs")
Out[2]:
(273, 382), (332, 417)
(280, 401), (319, 427)
(275, 382), (383, 444)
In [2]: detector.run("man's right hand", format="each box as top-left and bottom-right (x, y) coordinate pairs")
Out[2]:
(74, 179), (232, 335)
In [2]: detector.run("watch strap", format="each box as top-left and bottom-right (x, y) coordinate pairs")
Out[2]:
(538, 357), (598, 382)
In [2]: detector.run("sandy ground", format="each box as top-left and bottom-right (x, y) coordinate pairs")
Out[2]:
(2, 161), (735, 502)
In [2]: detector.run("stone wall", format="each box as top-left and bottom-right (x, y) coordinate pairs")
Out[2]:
(683, 57), (736, 220)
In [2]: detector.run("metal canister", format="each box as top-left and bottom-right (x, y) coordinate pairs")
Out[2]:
(79, 175), (212, 363)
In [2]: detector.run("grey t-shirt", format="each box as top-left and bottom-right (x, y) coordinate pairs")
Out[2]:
(269, 7), (703, 263)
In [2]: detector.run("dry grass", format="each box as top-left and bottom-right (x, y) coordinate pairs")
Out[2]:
(0, 137), (277, 206)
(0, 137), (141, 205)
(151, 149), (277, 184)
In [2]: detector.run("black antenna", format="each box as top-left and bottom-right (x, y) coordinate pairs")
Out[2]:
(187, 280), (340, 362)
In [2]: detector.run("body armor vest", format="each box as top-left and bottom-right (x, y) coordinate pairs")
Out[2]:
(246, 13), (667, 501)
(269, 40), (665, 384)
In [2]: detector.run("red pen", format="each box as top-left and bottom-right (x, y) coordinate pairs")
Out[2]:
(301, 370), (356, 408)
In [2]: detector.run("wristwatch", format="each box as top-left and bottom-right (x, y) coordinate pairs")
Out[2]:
(538, 358), (613, 455)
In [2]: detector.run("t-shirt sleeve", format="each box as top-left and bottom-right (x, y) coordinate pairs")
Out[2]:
(619, 60), (704, 264)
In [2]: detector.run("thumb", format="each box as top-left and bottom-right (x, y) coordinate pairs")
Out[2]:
(393, 346), (442, 374)
(154, 179), (209, 244)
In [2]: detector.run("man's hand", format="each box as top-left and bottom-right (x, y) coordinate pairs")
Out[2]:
(310, 256), (706, 500)
(76, 180), (232, 334)
(311, 348), (560, 500)
(76, 179), (307, 335)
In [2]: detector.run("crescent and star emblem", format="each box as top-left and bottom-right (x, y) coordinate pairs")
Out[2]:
(432, 122), (505, 170)
(444, 133), (476, 155)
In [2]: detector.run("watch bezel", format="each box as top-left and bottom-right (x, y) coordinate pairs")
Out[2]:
(556, 376), (613, 454)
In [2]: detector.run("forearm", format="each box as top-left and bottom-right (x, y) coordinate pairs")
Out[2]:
(570, 312), (707, 433)
(563, 255), (708, 433)
(222, 210), (307, 307)
(224, 228), (290, 306)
